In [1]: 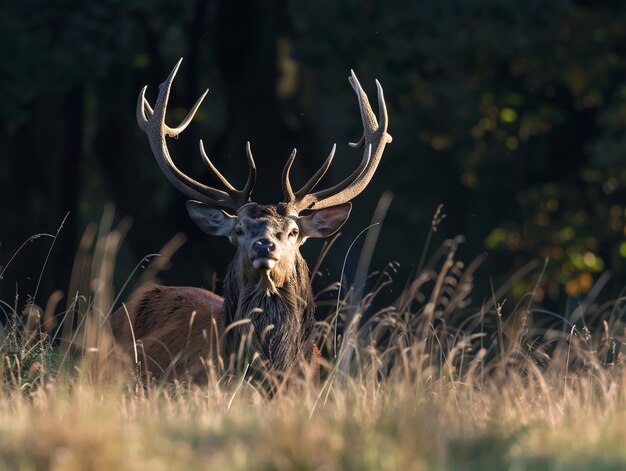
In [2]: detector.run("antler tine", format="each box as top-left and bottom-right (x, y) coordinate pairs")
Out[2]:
(282, 144), (337, 208)
(199, 140), (257, 206)
(345, 76), (390, 152)
(375, 79), (390, 138)
(199, 140), (238, 193)
(151, 57), (183, 132)
(282, 148), (298, 204)
(291, 71), (392, 212)
(165, 88), (209, 137)
(294, 144), (371, 211)
(137, 59), (252, 211)
(293, 144), (337, 198)
(241, 141), (257, 200)
(349, 70), (378, 138)
(137, 86), (154, 126)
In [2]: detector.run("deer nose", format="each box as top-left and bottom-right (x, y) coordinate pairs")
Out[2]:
(253, 238), (276, 257)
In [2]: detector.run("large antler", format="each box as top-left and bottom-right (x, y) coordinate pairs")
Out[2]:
(137, 59), (256, 212)
(282, 70), (392, 212)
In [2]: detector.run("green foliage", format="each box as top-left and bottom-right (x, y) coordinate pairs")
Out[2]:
(288, 0), (626, 299)
(0, 0), (194, 129)
(1, 309), (54, 390)
(486, 168), (626, 299)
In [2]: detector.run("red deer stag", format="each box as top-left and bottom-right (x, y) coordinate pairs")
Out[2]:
(111, 59), (392, 383)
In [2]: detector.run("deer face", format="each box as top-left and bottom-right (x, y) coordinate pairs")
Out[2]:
(187, 201), (351, 290)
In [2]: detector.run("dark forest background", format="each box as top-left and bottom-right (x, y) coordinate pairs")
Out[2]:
(1, 0), (625, 315)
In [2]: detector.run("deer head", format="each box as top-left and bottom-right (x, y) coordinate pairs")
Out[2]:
(136, 59), (392, 296)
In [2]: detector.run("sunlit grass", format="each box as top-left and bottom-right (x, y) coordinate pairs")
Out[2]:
(1, 212), (625, 470)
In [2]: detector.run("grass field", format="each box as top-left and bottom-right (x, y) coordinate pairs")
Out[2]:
(1, 219), (625, 470)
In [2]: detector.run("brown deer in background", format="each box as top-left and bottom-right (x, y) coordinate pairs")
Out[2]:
(110, 59), (392, 384)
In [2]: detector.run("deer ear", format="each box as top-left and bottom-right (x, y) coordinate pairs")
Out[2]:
(298, 203), (352, 238)
(186, 201), (237, 237)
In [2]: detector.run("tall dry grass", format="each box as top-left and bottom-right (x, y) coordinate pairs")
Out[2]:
(1, 206), (625, 470)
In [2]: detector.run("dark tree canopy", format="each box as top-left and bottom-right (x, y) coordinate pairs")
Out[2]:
(1, 0), (625, 312)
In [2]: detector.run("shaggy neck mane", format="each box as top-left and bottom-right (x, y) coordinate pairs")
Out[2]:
(222, 252), (315, 373)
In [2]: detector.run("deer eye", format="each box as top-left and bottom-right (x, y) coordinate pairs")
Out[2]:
(289, 228), (299, 238)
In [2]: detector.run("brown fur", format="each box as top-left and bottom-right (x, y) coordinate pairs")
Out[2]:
(110, 205), (321, 384)
(110, 280), (320, 383)
(110, 285), (224, 382)
(222, 251), (316, 375)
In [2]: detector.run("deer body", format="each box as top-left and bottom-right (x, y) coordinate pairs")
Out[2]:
(111, 285), (224, 381)
(111, 60), (391, 383)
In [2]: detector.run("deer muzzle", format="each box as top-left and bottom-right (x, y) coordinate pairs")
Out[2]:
(252, 257), (277, 270)
(251, 238), (279, 270)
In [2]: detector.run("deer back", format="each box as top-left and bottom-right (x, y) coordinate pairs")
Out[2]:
(111, 285), (224, 383)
